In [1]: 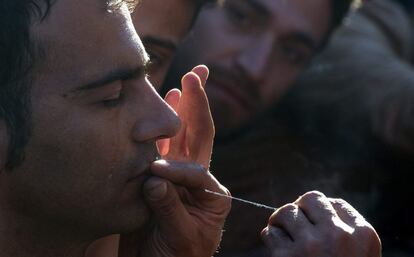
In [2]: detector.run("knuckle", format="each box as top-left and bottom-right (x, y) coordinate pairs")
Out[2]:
(297, 191), (326, 205)
(305, 190), (326, 200)
(271, 204), (297, 223)
(280, 203), (298, 214)
(329, 198), (347, 206)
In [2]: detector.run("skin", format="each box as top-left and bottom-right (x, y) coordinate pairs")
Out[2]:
(262, 191), (382, 257)
(87, 0), (205, 253)
(133, 0), (196, 89)
(169, 0), (332, 135)
(86, 1), (382, 256)
(0, 1), (230, 257)
(87, 66), (221, 257)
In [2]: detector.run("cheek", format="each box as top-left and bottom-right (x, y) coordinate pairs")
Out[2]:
(27, 108), (125, 193)
(57, 121), (123, 178)
(8, 120), (126, 223)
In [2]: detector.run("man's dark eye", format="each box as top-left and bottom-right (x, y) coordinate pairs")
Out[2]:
(145, 47), (173, 73)
(147, 50), (162, 67)
(224, 3), (252, 28)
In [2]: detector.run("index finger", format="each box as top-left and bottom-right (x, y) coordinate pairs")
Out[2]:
(150, 160), (231, 212)
(329, 198), (368, 227)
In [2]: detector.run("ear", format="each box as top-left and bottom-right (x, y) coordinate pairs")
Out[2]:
(0, 120), (8, 171)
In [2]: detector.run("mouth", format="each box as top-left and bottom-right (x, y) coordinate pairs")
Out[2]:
(125, 150), (160, 183)
(127, 167), (151, 183)
(207, 76), (254, 111)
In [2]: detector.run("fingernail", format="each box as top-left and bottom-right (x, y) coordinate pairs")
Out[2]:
(145, 180), (167, 200)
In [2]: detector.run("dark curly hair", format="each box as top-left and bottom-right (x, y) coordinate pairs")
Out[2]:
(331, 0), (354, 29)
(0, 0), (52, 169)
(318, 0), (355, 49)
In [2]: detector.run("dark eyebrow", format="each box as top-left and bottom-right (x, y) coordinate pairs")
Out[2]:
(75, 64), (148, 91)
(142, 36), (177, 51)
(285, 32), (317, 50)
(242, 0), (271, 17)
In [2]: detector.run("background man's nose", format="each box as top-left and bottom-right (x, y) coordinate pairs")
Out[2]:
(235, 34), (274, 83)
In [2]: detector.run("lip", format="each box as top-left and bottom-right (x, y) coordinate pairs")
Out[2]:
(207, 76), (254, 111)
(126, 174), (150, 187)
(127, 166), (151, 183)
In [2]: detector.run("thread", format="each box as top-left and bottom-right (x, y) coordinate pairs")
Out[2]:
(204, 189), (277, 212)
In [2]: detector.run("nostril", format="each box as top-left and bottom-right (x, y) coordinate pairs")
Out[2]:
(132, 117), (180, 142)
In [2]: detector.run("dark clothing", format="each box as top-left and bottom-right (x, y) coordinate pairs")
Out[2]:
(214, 0), (414, 256)
(279, 0), (414, 255)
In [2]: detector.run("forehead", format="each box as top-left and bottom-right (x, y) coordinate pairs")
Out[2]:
(32, 0), (146, 91)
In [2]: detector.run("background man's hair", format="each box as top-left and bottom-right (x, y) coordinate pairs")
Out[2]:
(331, 0), (354, 30)
(0, 1), (51, 169)
(316, 0), (355, 49)
(392, 0), (414, 13)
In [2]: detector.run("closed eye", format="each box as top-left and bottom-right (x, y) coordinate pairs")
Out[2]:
(102, 89), (123, 108)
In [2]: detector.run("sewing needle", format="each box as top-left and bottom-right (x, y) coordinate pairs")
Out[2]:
(204, 189), (277, 212)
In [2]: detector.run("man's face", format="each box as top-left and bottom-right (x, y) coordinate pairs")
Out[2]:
(133, 0), (195, 89)
(174, 0), (331, 134)
(0, 0), (180, 237)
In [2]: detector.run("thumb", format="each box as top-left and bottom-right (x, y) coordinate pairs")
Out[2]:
(143, 177), (193, 238)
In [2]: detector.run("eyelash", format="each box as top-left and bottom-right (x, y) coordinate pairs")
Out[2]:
(102, 90), (124, 108)
(98, 68), (148, 108)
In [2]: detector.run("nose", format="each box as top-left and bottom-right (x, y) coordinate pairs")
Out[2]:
(132, 83), (181, 142)
(235, 34), (274, 83)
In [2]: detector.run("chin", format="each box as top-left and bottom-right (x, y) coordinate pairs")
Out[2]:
(87, 201), (151, 236)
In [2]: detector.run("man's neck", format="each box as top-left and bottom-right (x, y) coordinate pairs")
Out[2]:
(0, 204), (92, 257)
